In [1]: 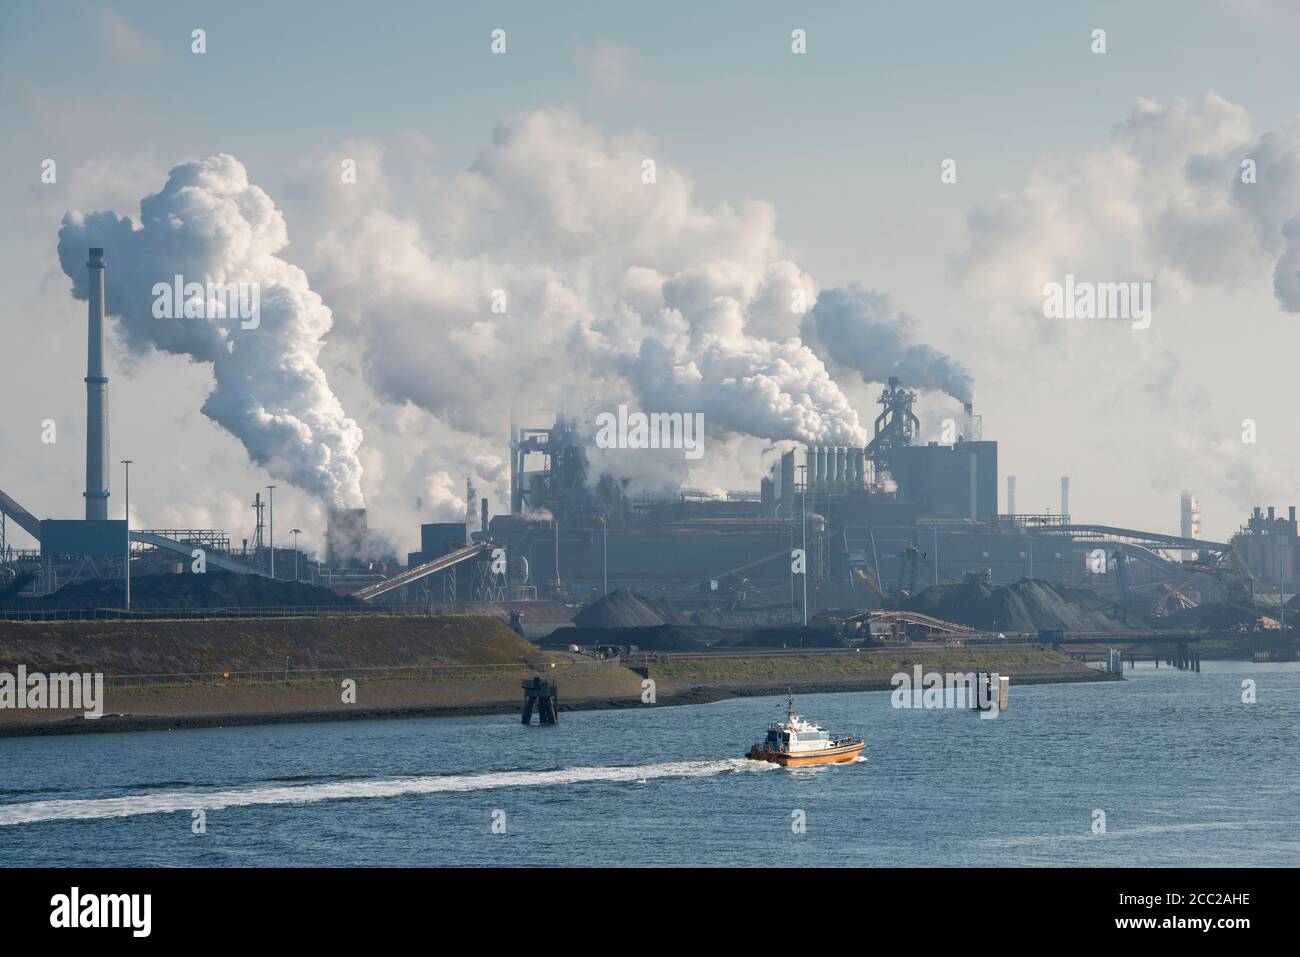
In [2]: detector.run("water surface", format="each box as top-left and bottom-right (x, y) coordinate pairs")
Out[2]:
(1, 661), (1295, 866)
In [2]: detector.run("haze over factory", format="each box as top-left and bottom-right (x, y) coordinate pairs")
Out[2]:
(1, 241), (1290, 631)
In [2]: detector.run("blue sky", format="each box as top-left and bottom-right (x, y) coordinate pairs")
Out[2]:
(8, 2), (1300, 279)
(3, 0), (1300, 549)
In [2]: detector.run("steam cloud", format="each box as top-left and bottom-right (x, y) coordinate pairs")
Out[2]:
(57, 155), (365, 508)
(800, 283), (974, 403)
(294, 109), (892, 458)
(956, 91), (1300, 315)
(52, 114), (974, 524)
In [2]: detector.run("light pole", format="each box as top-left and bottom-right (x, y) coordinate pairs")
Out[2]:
(291, 528), (302, 581)
(266, 485), (276, 578)
(596, 515), (608, 596)
(121, 460), (132, 611)
(798, 464), (808, 627)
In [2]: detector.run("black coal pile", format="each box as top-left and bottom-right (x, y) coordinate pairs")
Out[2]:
(691, 604), (798, 628)
(572, 590), (695, 628)
(1159, 601), (1263, 632)
(905, 578), (1139, 632)
(0, 570), (360, 611)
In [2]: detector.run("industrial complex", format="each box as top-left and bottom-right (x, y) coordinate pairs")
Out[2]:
(0, 247), (1295, 633)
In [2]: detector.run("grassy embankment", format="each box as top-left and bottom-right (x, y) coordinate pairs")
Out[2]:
(0, 618), (1103, 735)
(645, 646), (1102, 686)
(0, 615), (644, 734)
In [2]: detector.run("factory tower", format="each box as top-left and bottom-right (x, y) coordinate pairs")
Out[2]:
(84, 247), (110, 520)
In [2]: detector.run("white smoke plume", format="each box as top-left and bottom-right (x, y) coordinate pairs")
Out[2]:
(56, 155), (365, 508)
(800, 283), (974, 403)
(292, 109), (872, 461)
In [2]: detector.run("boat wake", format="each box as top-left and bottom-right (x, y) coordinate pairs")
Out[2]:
(0, 758), (777, 826)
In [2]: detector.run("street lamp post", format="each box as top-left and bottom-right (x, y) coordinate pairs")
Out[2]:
(121, 460), (132, 611)
(291, 529), (302, 581)
(266, 485), (276, 578)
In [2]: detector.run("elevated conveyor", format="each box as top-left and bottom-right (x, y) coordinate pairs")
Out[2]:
(129, 530), (268, 576)
(354, 543), (492, 602)
(0, 488), (42, 541)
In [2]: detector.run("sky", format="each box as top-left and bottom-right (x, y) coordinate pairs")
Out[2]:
(3, 0), (1300, 556)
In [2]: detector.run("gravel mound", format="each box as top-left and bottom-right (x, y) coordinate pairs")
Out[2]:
(572, 590), (694, 628)
(905, 578), (1138, 632)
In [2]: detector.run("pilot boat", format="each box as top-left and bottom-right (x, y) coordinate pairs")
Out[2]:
(745, 695), (864, 767)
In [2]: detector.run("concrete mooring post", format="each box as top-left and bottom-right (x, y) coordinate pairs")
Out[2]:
(971, 672), (1009, 712)
(521, 676), (559, 725)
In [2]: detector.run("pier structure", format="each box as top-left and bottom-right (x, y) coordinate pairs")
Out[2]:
(521, 676), (559, 724)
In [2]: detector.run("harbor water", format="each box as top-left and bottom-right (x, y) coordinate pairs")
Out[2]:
(1, 661), (1296, 866)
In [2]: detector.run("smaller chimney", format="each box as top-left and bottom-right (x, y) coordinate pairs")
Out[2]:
(465, 477), (475, 544)
(1007, 475), (1016, 515)
(480, 497), (489, 535)
(1060, 477), (1070, 519)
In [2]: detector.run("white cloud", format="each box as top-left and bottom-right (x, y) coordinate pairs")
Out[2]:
(955, 91), (1300, 318)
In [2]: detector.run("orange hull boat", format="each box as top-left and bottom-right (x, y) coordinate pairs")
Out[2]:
(745, 695), (865, 768)
(746, 740), (864, 767)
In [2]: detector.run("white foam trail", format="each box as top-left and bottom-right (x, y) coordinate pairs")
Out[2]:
(0, 759), (775, 826)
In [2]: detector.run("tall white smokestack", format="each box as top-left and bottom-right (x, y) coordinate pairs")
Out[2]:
(1060, 476), (1070, 520)
(465, 476), (475, 545)
(84, 247), (110, 520)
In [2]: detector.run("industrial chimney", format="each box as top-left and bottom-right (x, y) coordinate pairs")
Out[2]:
(1060, 477), (1069, 520)
(84, 248), (110, 520)
(1007, 475), (1016, 515)
(465, 477), (475, 545)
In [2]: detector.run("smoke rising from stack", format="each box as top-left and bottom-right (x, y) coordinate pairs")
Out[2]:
(294, 110), (877, 462)
(51, 116), (979, 530)
(800, 283), (974, 403)
(57, 155), (365, 509)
